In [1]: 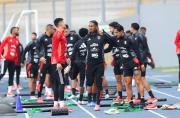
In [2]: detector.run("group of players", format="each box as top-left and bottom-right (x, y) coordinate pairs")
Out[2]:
(0, 17), (157, 111)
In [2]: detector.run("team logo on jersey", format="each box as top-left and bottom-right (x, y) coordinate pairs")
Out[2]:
(70, 37), (73, 40)
(124, 41), (127, 45)
(97, 36), (101, 40)
(45, 38), (48, 41)
(88, 38), (91, 41)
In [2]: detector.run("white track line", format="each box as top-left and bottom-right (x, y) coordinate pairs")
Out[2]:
(148, 110), (167, 118)
(151, 89), (180, 100)
(147, 76), (171, 83)
(71, 99), (97, 118)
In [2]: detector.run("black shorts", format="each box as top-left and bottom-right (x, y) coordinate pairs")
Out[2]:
(113, 64), (123, 75)
(40, 60), (52, 76)
(123, 66), (139, 77)
(51, 64), (65, 85)
(26, 63), (39, 78)
(71, 62), (86, 87)
(86, 63), (104, 87)
(141, 64), (147, 77)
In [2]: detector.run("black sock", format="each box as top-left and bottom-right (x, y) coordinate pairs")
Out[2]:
(96, 90), (102, 105)
(141, 97), (145, 102)
(148, 90), (155, 98)
(79, 94), (83, 101)
(93, 93), (97, 102)
(105, 89), (109, 94)
(88, 93), (92, 103)
(72, 88), (76, 95)
(137, 92), (141, 99)
(31, 91), (35, 96)
(118, 91), (122, 98)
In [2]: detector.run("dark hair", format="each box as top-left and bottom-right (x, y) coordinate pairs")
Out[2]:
(65, 24), (69, 29)
(54, 18), (64, 27)
(10, 27), (17, 34)
(32, 32), (37, 36)
(89, 20), (98, 26)
(109, 21), (119, 28)
(140, 26), (146, 30)
(126, 30), (131, 34)
(131, 23), (140, 31)
(79, 28), (88, 38)
(114, 24), (124, 32)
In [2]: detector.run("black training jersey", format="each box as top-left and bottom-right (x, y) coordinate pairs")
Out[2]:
(111, 37), (122, 65)
(71, 39), (87, 63)
(85, 32), (112, 65)
(37, 34), (52, 61)
(66, 32), (80, 58)
(17, 43), (24, 66)
(22, 40), (39, 64)
(129, 32), (146, 64)
(116, 35), (139, 69)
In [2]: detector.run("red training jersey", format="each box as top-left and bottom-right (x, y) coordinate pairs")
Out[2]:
(0, 35), (19, 65)
(51, 30), (67, 64)
(174, 30), (180, 54)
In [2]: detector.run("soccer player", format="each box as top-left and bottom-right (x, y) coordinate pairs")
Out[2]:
(0, 27), (20, 97)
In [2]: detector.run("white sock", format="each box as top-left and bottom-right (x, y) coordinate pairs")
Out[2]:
(47, 88), (52, 95)
(54, 101), (58, 106)
(8, 86), (12, 93)
(59, 101), (65, 107)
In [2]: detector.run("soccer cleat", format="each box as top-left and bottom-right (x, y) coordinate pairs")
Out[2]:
(124, 97), (129, 103)
(78, 100), (87, 105)
(60, 105), (73, 112)
(94, 104), (100, 111)
(6, 92), (15, 97)
(144, 104), (157, 110)
(147, 97), (158, 103)
(65, 86), (71, 92)
(104, 94), (110, 99)
(67, 95), (76, 99)
(37, 97), (44, 103)
(17, 84), (23, 90)
(133, 98), (141, 104)
(53, 104), (59, 109)
(113, 97), (123, 103)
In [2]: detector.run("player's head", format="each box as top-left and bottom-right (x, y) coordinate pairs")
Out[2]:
(109, 21), (119, 35)
(140, 26), (147, 35)
(54, 18), (65, 32)
(64, 24), (70, 36)
(46, 24), (54, 36)
(10, 27), (19, 36)
(31, 32), (37, 40)
(130, 22), (140, 34)
(114, 24), (124, 38)
(79, 28), (88, 38)
(89, 20), (98, 33)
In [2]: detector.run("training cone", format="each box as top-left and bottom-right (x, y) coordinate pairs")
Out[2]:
(16, 94), (22, 111)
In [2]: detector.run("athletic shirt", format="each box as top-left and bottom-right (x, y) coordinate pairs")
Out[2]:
(66, 33), (80, 58)
(85, 32), (112, 65)
(0, 35), (19, 65)
(71, 39), (87, 63)
(111, 37), (122, 65)
(23, 40), (39, 64)
(37, 34), (52, 62)
(129, 32), (145, 64)
(116, 35), (139, 69)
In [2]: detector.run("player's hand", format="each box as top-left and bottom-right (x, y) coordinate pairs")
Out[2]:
(141, 64), (145, 72)
(40, 57), (46, 64)
(57, 63), (63, 70)
(66, 58), (71, 65)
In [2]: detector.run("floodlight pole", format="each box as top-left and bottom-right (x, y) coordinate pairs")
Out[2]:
(28, 0), (32, 33)
(2, 3), (6, 32)
(101, 0), (106, 24)
(52, 0), (56, 20)
(136, 0), (141, 25)
(65, 0), (71, 28)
